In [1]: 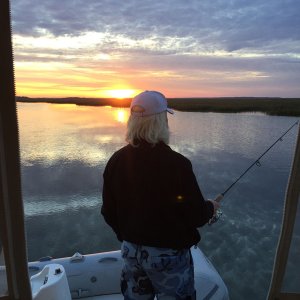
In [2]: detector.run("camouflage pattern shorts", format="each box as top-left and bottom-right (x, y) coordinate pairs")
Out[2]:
(121, 241), (196, 300)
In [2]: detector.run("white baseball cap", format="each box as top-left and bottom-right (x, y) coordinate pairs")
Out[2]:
(130, 91), (174, 117)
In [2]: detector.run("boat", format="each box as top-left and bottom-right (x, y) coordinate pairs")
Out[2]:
(1, 244), (229, 299)
(1, 0), (300, 299)
(27, 246), (229, 299)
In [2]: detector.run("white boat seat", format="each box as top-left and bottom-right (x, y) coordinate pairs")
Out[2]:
(31, 263), (71, 300)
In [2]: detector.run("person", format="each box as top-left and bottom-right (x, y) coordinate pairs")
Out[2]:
(101, 90), (220, 300)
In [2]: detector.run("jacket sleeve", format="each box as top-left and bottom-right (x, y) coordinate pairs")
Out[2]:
(181, 160), (214, 227)
(101, 163), (122, 241)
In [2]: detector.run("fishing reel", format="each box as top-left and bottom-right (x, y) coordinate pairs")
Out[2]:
(208, 194), (224, 225)
(208, 209), (223, 225)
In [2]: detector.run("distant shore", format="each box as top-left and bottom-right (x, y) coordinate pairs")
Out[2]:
(16, 96), (300, 116)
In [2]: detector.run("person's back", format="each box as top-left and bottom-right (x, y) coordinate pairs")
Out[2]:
(101, 91), (220, 300)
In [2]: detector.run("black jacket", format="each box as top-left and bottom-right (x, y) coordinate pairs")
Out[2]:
(101, 140), (214, 249)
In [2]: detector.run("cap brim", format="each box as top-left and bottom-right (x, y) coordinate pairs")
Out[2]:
(167, 108), (174, 114)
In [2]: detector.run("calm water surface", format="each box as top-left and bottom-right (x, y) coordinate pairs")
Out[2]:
(17, 103), (299, 300)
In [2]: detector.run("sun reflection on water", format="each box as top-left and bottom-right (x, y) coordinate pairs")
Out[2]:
(115, 108), (129, 123)
(17, 103), (129, 166)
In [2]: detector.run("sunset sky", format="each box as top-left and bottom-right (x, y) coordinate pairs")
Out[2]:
(11, 0), (300, 98)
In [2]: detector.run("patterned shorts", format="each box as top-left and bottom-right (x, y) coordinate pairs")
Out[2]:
(120, 241), (196, 300)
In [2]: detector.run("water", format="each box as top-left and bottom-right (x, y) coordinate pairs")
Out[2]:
(17, 102), (299, 299)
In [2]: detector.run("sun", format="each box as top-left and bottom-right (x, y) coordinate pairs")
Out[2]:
(106, 89), (138, 99)
(103, 89), (140, 99)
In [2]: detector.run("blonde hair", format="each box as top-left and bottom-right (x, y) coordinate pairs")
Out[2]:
(126, 111), (170, 146)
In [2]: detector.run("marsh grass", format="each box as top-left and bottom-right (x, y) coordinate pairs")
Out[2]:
(17, 96), (300, 116)
(167, 97), (300, 116)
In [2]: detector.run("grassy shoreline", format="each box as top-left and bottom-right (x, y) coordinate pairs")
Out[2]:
(16, 96), (300, 116)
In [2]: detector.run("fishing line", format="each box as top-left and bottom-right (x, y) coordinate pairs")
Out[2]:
(209, 120), (299, 224)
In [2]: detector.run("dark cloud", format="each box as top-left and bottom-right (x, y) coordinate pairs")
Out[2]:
(11, 0), (300, 52)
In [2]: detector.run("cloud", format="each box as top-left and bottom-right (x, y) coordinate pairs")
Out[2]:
(11, 0), (300, 51)
(10, 0), (300, 97)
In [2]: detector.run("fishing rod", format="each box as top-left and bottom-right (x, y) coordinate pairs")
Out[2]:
(209, 120), (299, 224)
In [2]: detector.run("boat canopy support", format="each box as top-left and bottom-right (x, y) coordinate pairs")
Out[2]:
(267, 124), (300, 299)
(0, 0), (32, 299)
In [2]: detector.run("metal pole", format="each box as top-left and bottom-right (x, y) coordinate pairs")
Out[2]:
(0, 0), (32, 299)
(267, 122), (300, 299)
